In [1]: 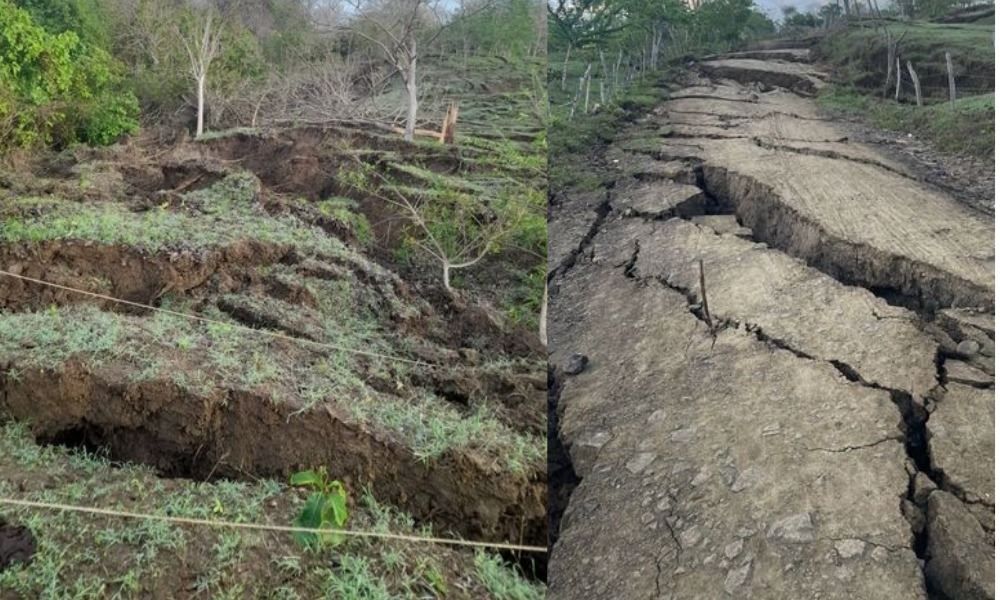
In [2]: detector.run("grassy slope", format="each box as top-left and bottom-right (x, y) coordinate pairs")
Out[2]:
(0, 52), (546, 597)
(818, 87), (995, 156)
(814, 19), (995, 159)
(0, 422), (544, 600)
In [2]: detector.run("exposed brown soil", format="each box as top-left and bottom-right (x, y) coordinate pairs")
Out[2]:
(0, 519), (35, 574)
(0, 125), (546, 553)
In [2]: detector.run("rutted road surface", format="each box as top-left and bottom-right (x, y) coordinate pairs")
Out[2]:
(548, 49), (994, 599)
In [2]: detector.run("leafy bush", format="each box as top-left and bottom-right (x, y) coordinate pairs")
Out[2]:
(290, 467), (349, 549)
(0, 0), (138, 151)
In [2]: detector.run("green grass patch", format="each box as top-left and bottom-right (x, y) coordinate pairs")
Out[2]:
(819, 86), (994, 157)
(314, 197), (373, 246)
(1, 172), (351, 259)
(0, 303), (542, 472)
(816, 21), (994, 96)
(0, 421), (542, 599)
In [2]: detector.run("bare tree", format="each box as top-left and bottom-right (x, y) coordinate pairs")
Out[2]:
(179, 8), (224, 138)
(346, 0), (439, 141)
(342, 155), (526, 292)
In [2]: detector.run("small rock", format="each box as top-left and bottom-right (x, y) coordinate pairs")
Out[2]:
(724, 540), (743, 559)
(626, 453), (657, 474)
(834, 539), (866, 559)
(956, 340), (981, 357)
(647, 409), (667, 424)
(731, 467), (761, 493)
(912, 473), (937, 507)
(723, 561), (752, 594)
(902, 500), (925, 535)
(564, 353), (589, 375)
(760, 423), (781, 436)
(656, 497), (673, 512)
(690, 466), (712, 486)
(19, 338), (35, 349)
(668, 427), (697, 443)
(767, 513), (815, 543)
(679, 526), (702, 548)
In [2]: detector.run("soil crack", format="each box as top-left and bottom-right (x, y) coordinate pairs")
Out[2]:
(751, 137), (918, 181)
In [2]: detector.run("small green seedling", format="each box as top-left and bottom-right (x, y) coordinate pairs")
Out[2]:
(290, 466), (349, 549)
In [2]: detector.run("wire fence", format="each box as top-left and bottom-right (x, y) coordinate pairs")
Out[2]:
(0, 498), (548, 553)
(0, 271), (546, 554)
(0, 269), (435, 370)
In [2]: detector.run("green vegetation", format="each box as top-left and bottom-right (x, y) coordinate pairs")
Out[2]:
(315, 197), (374, 246)
(0, 0), (547, 593)
(0, 303), (543, 471)
(1, 172), (350, 258)
(0, 421), (544, 599)
(339, 143), (545, 294)
(0, 0), (138, 150)
(548, 0), (775, 192)
(475, 550), (546, 600)
(815, 21), (994, 95)
(290, 467), (350, 549)
(819, 86), (995, 157)
(814, 17), (994, 159)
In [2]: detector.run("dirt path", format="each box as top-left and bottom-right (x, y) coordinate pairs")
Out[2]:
(548, 50), (994, 599)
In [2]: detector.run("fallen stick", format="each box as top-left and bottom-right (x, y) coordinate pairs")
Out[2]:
(699, 259), (714, 331)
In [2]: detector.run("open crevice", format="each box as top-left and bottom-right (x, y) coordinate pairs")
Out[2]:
(547, 367), (580, 552)
(698, 70), (820, 98)
(665, 94), (759, 104)
(666, 131), (753, 141)
(696, 164), (993, 312)
(751, 137), (922, 183)
(549, 190), (614, 281)
(805, 437), (898, 453)
(640, 269), (947, 589)
(621, 241), (640, 279)
(664, 109), (754, 122)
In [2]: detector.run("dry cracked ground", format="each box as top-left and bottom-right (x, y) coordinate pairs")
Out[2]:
(548, 47), (994, 599)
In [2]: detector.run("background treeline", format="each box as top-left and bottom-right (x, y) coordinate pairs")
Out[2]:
(0, 0), (545, 150)
(548, 0), (776, 125)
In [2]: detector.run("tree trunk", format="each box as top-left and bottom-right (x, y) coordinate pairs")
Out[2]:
(561, 45), (573, 91)
(539, 283), (547, 346)
(404, 41), (418, 142)
(906, 60), (922, 106)
(196, 74), (206, 137)
(946, 52), (956, 108)
(651, 27), (663, 71)
(613, 49), (623, 96)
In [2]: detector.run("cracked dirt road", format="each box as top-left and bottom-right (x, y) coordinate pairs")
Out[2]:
(548, 49), (994, 599)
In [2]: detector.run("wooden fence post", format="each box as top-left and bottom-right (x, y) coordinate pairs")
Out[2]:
(569, 62), (592, 120)
(906, 60), (922, 106)
(883, 28), (893, 96)
(945, 52), (956, 108)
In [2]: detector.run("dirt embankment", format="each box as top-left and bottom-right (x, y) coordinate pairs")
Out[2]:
(0, 126), (546, 552)
(548, 46), (993, 600)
